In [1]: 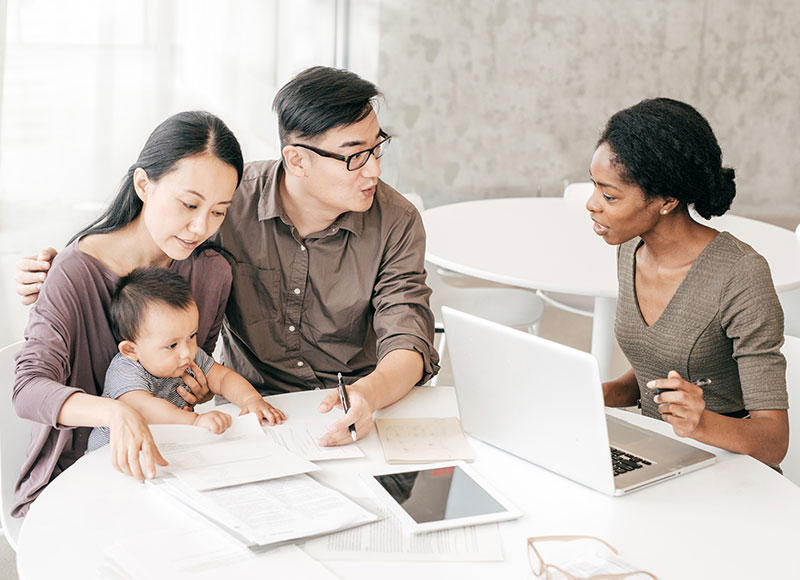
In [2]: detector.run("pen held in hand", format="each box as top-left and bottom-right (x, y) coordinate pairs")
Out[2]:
(337, 372), (358, 442)
(652, 376), (711, 396)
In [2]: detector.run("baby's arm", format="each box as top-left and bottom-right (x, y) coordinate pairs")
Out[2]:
(205, 363), (286, 425)
(118, 391), (231, 434)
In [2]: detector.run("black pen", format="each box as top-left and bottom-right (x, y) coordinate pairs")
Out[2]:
(337, 372), (357, 442)
(652, 376), (711, 396)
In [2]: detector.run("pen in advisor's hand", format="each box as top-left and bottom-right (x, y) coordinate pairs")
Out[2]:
(337, 372), (358, 442)
(652, 376), (711, 396)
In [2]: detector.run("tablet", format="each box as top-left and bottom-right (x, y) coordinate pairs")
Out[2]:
(362, 461), (521, 533)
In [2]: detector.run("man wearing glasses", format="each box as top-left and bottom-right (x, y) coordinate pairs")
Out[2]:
(16, 66), (439, 447)
(216, 66), (439, 445)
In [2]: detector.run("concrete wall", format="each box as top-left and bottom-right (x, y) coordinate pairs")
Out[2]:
(377, 0), (800, 222)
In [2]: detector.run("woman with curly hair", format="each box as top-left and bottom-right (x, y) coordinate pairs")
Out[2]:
(588, 98), (788, 467)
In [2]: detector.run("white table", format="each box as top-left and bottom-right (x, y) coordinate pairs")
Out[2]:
(16, 388), (800, 579)
(422, 198), (800, 379)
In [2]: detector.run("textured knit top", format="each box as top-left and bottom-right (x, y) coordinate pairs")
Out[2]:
(12, 242), (232, 516)
(615, 232), (787, 420)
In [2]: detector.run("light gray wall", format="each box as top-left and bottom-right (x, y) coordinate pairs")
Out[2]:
(377, 0), (800, 221)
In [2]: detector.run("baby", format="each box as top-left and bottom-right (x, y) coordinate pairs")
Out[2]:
(87, 267), (284, 451)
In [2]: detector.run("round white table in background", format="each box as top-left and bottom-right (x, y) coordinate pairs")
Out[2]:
(422, 197), (800, 379)
(15, 388), (800, 579)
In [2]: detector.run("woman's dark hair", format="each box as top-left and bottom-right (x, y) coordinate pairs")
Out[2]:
(109, 266), (195, 343)
(70, 110), (244, 244)
(273, 66), (381, 147)
(597, 98), (735, 219)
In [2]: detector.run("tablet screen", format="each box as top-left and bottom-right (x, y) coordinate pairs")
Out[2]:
(373, 465), (507, 524)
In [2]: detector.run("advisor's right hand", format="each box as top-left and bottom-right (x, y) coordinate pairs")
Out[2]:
(108, 401), (168, 482)
(194, 410), (232, 434)
(15, 247), (57, 305)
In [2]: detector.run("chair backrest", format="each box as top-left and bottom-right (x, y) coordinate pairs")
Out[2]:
(779, 224), (800, 338)
(782, 335), (800, 486)
(563, 181), (594, 205)
(0, 341), (27, 551)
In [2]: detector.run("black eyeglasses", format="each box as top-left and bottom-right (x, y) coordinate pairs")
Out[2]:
(291, 134), (392, 171)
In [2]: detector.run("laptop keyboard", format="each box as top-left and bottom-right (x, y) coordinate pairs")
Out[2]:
(610, 447), (652, 477)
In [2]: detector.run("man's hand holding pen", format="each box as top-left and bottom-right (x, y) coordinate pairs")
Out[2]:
(317, 375), (376, 446)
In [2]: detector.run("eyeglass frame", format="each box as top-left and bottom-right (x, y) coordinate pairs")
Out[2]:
(527, 536), (658, 580)
(289, 132), (392, 171)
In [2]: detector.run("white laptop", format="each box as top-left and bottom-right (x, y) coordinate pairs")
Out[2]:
(441, 307), (716, 495)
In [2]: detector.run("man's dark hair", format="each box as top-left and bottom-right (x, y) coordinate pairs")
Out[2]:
(273, 66), (381, 147)
(110, 267), (195, 343)
(597, 97), (735, 219)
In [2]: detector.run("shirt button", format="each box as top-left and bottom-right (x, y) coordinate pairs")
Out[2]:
(300, 245), (306, 251)
(288, 325), (295, 332)
(293, 288), (301, 295)
(330, 227), (337, 233)
(296, 361), (304, 367)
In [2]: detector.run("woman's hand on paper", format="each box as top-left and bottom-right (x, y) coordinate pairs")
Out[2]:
(648, 370), (706, 437)
(317, 380), (375, 446)
(108, 401), (168, 481)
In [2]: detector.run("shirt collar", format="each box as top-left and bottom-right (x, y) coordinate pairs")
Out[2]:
(256, 160), (366, 237)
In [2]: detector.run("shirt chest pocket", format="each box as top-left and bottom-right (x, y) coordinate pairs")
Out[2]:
(229, 262), (283, 326)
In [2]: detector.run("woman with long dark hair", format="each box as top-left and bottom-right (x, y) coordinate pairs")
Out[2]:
(590, 98), (788, 467)
(12, 111), (244, 516)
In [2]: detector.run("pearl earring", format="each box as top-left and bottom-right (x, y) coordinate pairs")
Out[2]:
(661, 210), (667, 215)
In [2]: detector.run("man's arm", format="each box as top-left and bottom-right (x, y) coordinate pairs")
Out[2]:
(318, 348), (423, 445)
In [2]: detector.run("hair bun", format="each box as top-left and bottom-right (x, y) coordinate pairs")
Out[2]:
(694, 166), (736, 219)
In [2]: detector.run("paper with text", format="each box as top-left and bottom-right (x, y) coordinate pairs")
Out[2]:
(150, 473), (379, 547)
(303, 501), (503, 561)
(375, 417), (474, 463)
(263, 420), (365, 460)
(150, 414), (317, 490)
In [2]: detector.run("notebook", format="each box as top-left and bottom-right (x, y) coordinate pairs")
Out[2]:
(441, 307), (715, 495)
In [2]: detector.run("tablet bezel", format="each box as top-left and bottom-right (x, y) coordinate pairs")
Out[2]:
(361, 461), (522, 533)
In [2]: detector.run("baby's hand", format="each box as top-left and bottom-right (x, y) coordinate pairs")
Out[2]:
(239, 395), (286, 426)
(193, 410), (232, 434)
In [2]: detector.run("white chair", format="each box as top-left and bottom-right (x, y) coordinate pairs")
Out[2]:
(535, 182), (596, 317)
(778, 225), (800, 338)
(0, 341), (27, 551)
(404, 194), (545, 385)
(781, 335), (800, 485)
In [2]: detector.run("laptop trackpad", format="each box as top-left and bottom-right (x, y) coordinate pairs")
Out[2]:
(607, 416), (651, 446)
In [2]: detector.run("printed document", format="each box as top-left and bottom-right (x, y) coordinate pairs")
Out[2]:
(263, 419), (364, 461)
(375, 417), (474, 463)
(100, 527), (338, 579)
(150, 414), (317, 490)
(149, 473), (379, 547)
(303, 502), (503, 561)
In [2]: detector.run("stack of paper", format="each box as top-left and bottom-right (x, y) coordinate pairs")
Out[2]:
(100, 527), (339, 579)
(374, 417), (474, 463)
(147, 415), (378, 548)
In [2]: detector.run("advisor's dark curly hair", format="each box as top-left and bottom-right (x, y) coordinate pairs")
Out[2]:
(597, 98), (735, 219)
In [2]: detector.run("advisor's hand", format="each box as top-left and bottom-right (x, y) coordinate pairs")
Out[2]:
(647, 370), (707, 437)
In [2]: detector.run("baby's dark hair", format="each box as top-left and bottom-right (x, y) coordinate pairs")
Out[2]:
(597, 97), (735, 219)
(110, 267), (195, 343)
